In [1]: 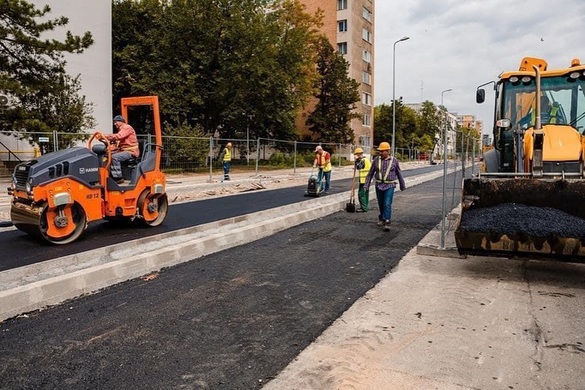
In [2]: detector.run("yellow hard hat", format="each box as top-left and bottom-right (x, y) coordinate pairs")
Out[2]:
(377, 142), (390, 151)
(227, 142), (232, 147)
(354, 147), (363, 154)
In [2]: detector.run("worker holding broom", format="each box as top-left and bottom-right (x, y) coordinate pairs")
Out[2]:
(354, 147), (371, 212)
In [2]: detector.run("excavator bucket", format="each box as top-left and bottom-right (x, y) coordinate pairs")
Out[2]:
(454, 177), (585, 261)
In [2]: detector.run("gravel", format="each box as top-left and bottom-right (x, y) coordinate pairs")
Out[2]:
(459, 203), (585, 239)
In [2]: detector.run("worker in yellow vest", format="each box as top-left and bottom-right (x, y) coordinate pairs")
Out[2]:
(354, 147), (371, 212)
(520, 95), (564, 127)
(313, 145), (332, 193)
(221, 142), (232, 181)
(364, 141), (406, 231)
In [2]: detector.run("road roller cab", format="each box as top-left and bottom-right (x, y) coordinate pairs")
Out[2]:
(8, 96), (168, 244)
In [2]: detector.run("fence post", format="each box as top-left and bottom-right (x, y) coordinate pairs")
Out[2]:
(338, 143), (341, 167)
(472, 138), (476, 176)
(293, 141), (297, 174)
(255, 138), (260, 175)
(209, 136), (213, 182)
(53, 130), (58, 151)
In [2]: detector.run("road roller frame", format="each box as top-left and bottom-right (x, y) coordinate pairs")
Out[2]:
(8, 96), (168, 244)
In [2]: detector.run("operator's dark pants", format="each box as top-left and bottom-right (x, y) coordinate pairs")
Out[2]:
(110, 151), (133, 180)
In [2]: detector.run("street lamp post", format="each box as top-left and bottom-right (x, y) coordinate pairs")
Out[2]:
(391, 36), (410, 157)
(440, 88), (452, 249)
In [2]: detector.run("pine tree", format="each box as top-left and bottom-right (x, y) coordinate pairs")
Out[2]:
(0, 0), (94, 145)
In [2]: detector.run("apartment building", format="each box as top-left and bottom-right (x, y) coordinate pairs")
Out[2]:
(457, 114), (483, 134)
(298, 0), (375, 151)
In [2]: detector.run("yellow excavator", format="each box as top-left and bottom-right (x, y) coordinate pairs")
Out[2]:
(455, 57), (585, 260)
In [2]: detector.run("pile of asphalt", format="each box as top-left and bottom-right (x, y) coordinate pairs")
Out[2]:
(459, 203), (585, 239)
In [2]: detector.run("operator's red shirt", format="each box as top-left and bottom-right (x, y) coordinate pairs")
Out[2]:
(109, 123), (139, 157)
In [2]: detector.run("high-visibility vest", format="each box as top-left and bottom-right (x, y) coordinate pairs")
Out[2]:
(376, 156), (395, 183)
(316, 152), (332, 172)
(358, 158), (371, 184)
(531, 104), (560, 124)
(223, 148), (231, 162)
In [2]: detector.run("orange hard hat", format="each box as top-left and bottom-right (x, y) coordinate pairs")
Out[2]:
(377, 142), (390, 151)
(354, 147), (364, 154)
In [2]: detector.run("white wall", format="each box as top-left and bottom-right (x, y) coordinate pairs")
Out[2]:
(32, 0), (112, 131)
(1, 1), (111, 161)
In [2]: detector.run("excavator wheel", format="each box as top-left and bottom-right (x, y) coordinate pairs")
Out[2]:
(39, 202), (87, 245)
(137, 190), (168, 227)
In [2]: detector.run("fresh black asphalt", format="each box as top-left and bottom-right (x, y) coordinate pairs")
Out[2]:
(0, 171), (463, 390)
(0, 165), (441, 271)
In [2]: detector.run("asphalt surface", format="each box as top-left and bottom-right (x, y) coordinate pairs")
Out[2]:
(0, 165), (441, 271)
(0, 172), (455, 389)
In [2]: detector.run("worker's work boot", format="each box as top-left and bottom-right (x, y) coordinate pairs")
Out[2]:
(383, 220), (391, 231)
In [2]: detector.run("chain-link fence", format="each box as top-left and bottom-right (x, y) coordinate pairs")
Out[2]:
(0, 130), (455, 178)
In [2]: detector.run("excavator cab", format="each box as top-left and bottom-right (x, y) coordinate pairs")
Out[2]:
(455, 58), (585, 260)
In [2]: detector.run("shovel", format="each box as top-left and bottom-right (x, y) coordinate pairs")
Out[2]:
(345, 166), (357, 212)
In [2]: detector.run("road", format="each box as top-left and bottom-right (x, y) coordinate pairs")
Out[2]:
(2, 167), (584, 390)
(0, 165), (441, 271)
(0, 171), (452, 389)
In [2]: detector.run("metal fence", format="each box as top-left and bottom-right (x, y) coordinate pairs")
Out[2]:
(0, 131), (435, 178)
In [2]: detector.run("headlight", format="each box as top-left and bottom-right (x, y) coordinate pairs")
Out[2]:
(12, 175), (17, 188)
(26, 178), (33, 194)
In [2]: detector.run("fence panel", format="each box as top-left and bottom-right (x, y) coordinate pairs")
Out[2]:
(1, 130), (360, 178)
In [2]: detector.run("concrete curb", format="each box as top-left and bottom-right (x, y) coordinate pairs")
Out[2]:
(0, 195), (348, 321)
(0, 169), (448, 322)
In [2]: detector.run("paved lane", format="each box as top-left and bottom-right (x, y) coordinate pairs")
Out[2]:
(0, 165), (442, 271)
(0, 172), (460, 390)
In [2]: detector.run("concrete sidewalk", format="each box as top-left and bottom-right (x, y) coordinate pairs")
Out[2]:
(264, 225), (585, 390)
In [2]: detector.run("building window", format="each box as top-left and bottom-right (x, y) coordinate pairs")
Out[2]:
(362, 50), (371, 63)
(362, 7), (372, 22)
(362, 92), (372, 106)
(363, 113), (371, 126)
(337, 0), (347, 10)
(362, 71), (371, 85)
(338, 20), (348, 32)
(362, 28), (372, 43)
(338, 42), (348, 55)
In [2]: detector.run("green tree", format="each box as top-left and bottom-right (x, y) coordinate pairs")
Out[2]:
(395, 104), (418, 151)
(419, 100), (443, 157)
(373, 103), (392, 146)
(0, 0), (94, 145)
(112, 0), (322, 144)
(306, 35), (360, 144)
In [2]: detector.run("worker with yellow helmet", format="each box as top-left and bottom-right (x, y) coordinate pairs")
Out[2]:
(221, 142), (233, 181)
(354, 147), (371, 212)
(364, 141), (406, 231)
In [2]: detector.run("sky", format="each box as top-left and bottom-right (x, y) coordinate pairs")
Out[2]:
(374, 0), (585, 136)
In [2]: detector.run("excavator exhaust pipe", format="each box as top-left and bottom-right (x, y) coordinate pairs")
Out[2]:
(454, 177), (585, 261)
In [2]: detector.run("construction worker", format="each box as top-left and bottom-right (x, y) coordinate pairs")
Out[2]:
(364, 141), (406, 231)
(313, 145), (332, 193)
(521, 95), (564, 127)
(540, 96), (564, 124)
(221, 142), (232, 181)
(107, 115), (139, 184)
(354, 147), (371, 212)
